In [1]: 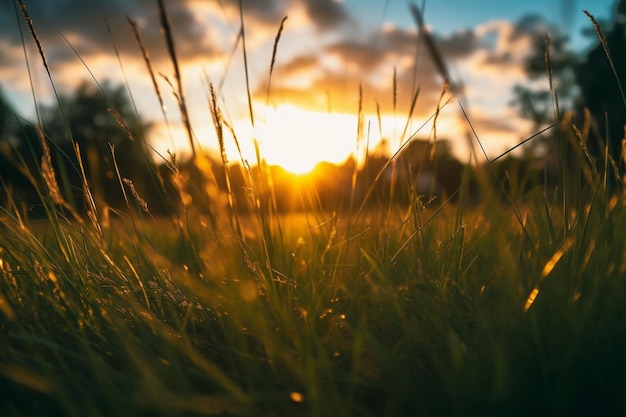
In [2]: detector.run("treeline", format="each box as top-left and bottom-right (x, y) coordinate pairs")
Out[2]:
(0, 79), (467, 217)
(0, 81), (170, 217)
(0, 80), (611, 220)
(0, 76), (553, 220)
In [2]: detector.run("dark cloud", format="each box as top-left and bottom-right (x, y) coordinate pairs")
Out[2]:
(219, 0), (287, 24)
(482, 51), (514, 66)
(436, 30), (478, 59)
(276, 54), (319, 75)
(0, 0), (355, 76)
(509, 13), (552, 42)
(323, 28), (417, 74)
(1, 0), (219, 66)
(303, 0), (350, 29)
(217, 0), (350, 30)
(326, 42), (387, 72)
(324, 28), (417, 70)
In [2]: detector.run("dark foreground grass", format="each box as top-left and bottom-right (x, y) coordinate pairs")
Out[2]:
(2, 173), (626, 417)
(2, 2), (626, 416)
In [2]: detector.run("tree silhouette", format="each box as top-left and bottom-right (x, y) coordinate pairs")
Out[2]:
(575, 0), (626, 168)
(510, 24), (578, 131)
(0, 86), (42, 210)
(0, 86), (17, 142)
(509, 0), (626, 192)
(40, 80), (158, 213)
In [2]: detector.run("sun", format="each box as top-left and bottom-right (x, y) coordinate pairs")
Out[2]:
(151, 104), (364, 175)
(251, 104), (360, 175)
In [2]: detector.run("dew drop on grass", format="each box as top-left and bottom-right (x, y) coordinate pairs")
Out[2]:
(290, 392), (304, 403)
(319, 308), (333, 319)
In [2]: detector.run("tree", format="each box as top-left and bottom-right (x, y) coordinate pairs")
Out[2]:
(575, 0), (626, 168)
(0, 86), (17, 142)
(510, 0), (626, 191)
(510, 27), (579, 131)
(0, 86), (42, 210)
(40, 80), (157, 212)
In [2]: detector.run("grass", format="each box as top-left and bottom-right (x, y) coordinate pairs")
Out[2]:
(2, 2), (626, 417)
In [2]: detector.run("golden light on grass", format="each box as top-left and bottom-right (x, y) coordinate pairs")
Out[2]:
(540, 238), (575, 279)
(523, 288), (540, 313)
(525, 238), (576, 312)
(0, 295), (16, 321)
(289, 391), (304, 403)
(1, 365), (51, 394)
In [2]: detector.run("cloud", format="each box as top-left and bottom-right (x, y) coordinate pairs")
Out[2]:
(256, 23), (481, 116)
(508, 13), (552, 42)
(1, 0), (220, 67)
(467, 111), (522, 135)
(211, 0), (350, 30)
(436, 29), (478, 58)
(212, 0), (286, 25)
(302, 0), (350, 30)
(0, 0), (356, 96)
(475, 13), (557, 71)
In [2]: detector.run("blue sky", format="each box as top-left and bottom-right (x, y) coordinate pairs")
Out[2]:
(355, 0), (612, 43)
(0, 0), (621, 172)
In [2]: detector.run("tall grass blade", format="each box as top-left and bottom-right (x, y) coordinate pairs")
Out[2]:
(128, 17), (167, 120)
(266, 16), (288, 106)
(409, 2), (450, 86)
(583, 10), (626, 111)
(158, 0), (195, 157)
(238, 0), (255, 128)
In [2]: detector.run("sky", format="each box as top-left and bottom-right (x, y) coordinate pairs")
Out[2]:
(0, 0), (619, 173)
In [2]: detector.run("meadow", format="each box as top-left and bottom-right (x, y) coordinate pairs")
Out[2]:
(2, 2), (626, 416)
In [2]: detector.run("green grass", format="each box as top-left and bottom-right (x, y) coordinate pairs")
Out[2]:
(4, 168), (626, 417)
(2, 2), (626, 417)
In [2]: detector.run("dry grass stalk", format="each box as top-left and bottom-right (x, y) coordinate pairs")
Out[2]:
(128, 17), (167, 116)
(16, 0), (50, 77)
(409, 2), (451, 88)
(583, 10), (626, 109)
(123, 178), (149, 213)
(166, 151), (192, 207)
(38, 127), (67, 208)
(238, 0), (255, 127)
(266, 16), (288, 105)
(157, 0), (195, 157)
(107, 108), (134, 141)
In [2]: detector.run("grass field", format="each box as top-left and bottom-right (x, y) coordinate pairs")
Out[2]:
(2, 2), (626, 416)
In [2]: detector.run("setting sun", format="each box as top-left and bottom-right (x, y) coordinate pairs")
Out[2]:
(235, 104), (364, 175)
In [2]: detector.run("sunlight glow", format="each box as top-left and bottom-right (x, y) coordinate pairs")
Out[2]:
(240, 104), (361, 174)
